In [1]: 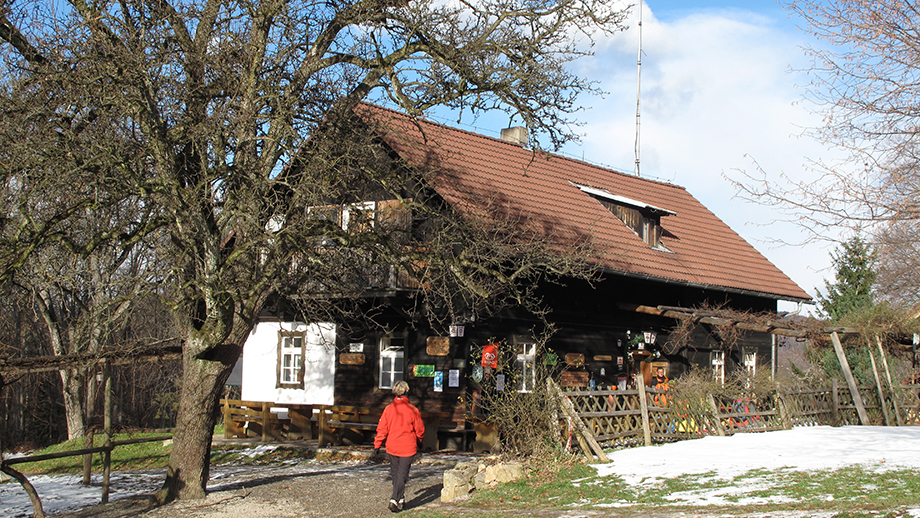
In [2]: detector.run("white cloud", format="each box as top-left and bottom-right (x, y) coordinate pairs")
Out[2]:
(562, 4), (843, 309)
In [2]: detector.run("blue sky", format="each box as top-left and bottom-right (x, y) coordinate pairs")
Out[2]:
(431, 0), (835, 314)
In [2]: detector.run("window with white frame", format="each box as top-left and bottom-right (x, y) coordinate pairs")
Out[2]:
(711, 350), (725, 384)
(742, 348), (757, 377)
(514, 342), (537, 392)
(378, 334), (405, 389)
(277, 332), (305, 388)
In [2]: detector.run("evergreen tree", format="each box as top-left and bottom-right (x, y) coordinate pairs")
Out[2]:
(816, 236), (877, 321)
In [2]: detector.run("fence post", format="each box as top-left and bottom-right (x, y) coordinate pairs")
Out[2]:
(776, 390), (792, 430)
(223, 399), (233, 438)
(102, 360), (112, 503)
(635, 374), (652, 446)
(261, 402), (271, 442)
(832, 378), (840, 425)
(82, 429), (94, 486)
(707, 394), (726, 436)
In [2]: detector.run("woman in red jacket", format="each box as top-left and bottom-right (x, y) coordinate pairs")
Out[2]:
(374, 380), (425, 513)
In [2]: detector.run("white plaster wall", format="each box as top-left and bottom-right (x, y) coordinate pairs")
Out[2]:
(240, 321), (336, 405)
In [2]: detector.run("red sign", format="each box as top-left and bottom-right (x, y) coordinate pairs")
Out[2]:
(481, 343), (498, 368)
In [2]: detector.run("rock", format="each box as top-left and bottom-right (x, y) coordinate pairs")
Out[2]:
(472, 468), (488, 489)
(493, 462), (524, 483)
(440, 468), (473, 502)
(484, 465), (497, 485)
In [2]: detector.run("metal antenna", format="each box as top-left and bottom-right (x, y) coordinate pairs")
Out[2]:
(634, 0), (643, 177)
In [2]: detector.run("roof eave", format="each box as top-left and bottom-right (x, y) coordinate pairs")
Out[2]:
(599, 266), (813, 304)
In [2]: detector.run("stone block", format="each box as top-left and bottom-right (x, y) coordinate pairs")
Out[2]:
(494, 462), (524, 483)
(440, 469), (473, 502)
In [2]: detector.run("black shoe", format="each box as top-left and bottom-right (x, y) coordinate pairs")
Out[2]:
(388, 499), (400, 513)
(398, 499), (405, 510)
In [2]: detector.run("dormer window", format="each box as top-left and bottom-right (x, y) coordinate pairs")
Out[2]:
(573, 183), (674, 251)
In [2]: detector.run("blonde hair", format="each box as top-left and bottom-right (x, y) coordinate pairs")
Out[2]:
(393, 380), (409, 396)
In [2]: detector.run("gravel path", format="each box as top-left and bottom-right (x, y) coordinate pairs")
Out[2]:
(51, 458), (451, 518)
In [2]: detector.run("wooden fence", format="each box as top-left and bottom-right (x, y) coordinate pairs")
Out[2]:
(0, 360), (170, 518)
(563, 379), (920, 450)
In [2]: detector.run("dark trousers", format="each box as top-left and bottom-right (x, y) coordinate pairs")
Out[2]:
(388, 454), (414, 502)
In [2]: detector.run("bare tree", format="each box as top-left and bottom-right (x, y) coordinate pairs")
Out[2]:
(731, 1), (920, 306)
(0, 0), (626, 501)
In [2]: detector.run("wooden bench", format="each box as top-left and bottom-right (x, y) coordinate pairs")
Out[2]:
(220, 399), (289, 441)
(316, 405), (380, 446)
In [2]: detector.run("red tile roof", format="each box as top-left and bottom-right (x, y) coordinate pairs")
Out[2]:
(363, 105), (811, 302)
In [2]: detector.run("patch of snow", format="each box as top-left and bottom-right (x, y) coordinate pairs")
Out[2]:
(236, 444), (279, 458)
(590, 425), (920, 513)
(593, 426), (920, 483)
(0, 446), (359, 517)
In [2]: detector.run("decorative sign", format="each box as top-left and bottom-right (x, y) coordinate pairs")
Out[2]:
(564, 353), (585, 367)
(617, 356), (624, 366)
(472, 364), (484, 383)
(593, 355), (613, 362)
(481, 343), (499, 368)
(449, 325), (465, 337)
(339, 353), (365, 365)
(560, 370), (590, 387)
(495, 373), (505, 392)
(448, 369), (460, 387)
(427, 336), (450, 356)
(413, 364), (436, 377)
(433, 371), (444, 392)
(349, 342), (364, 353)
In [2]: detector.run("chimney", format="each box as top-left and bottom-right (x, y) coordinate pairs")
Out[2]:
(500, 126), (529, 147)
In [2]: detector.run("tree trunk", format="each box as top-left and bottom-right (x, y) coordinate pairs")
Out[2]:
(60, 369), (87, 440)
(156, 336), (242, 502)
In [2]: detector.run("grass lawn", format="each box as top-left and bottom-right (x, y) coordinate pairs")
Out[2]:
(12, 432), (175, 475)
(406, 459), (920, 518)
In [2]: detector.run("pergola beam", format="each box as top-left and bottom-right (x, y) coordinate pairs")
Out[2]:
(0, 346), (181, 377)
(620, 303), (858, 338)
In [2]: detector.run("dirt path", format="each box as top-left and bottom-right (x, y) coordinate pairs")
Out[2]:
(53, 460), (450, 518)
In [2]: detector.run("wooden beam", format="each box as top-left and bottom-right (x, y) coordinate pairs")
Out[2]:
(868, 350), (890, 426)
(831, 332), (869, 425)
(876, 336), (903, 426)
(616, 303), (858, 339)
(0, 347), (181, 376)
(0, 465), (44, 518)
(635, 374), (652, 446)
(549, 380), (609, 462)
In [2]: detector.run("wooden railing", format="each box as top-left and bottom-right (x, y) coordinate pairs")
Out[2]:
(562, 379), (920, 450)
(218, 400), (456, 450)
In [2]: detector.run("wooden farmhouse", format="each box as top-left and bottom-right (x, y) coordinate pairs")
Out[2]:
(235, 105), (812, 448)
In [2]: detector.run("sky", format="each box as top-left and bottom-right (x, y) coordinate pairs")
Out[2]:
(427, 0), (843, 315)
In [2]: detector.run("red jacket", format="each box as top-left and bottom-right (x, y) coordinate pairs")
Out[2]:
(374, 396), (425, 457)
